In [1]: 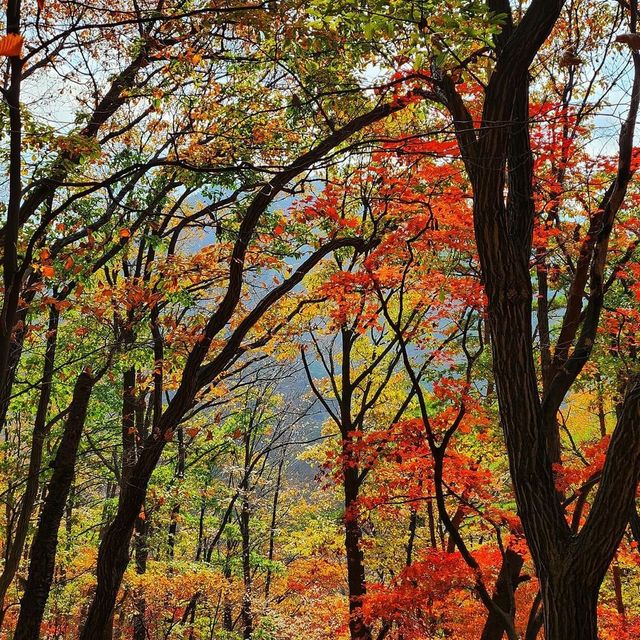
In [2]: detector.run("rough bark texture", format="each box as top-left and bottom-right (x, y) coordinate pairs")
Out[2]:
(436, 2), (640, 638)
(0, 306), (59, 622)
(13, 371), (94, 640)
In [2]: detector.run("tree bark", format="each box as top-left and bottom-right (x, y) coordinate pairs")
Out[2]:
(435, 3), (640, 639)
(132, 515), (148, 640)
(13, 371), (94, 640)
(240, 486), (253, 639)
(540, 576), (598, 640)
(480, 549), (524, 640)
(340, 328), (371, 640)
(0, 306), (59, 626)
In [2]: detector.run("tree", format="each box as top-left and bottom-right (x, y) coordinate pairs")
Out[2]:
(421, 0), (640, 636)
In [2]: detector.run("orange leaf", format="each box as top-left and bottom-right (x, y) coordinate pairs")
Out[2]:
(119, 228), (131, 239)
(186, 427), (199, 438)
(41, 265), (55, 278)
(0, 34), (24, 58)
(64, 256), (74, 270)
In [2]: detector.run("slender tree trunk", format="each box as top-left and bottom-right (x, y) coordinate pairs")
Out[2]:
(167, 427), (185, 559)
(223, 540), (234, 634)
(406, 507), (418, 566)
(265, 456), (284, 601)
(0, 305), (28, 434)
(0, 0), (24, 417)
(13, 371), (94, 640)
(612, 562), (626, 621)
(132, 515), (148, 640)
(196, 500), (206, 562)
(0, 306), (59, 627)
(121, 366), (137, 494)
(340, 328), (372, 640)
(343, 450), (370, 640)
(426, 498), (437, 548)
(240, 488), (253, 639)
(480, 549), (524, 640)
(524, 592), (543, 640)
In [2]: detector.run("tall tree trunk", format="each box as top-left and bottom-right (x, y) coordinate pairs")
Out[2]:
(132, 377), (149, 640)
(223, 540), (234, 634)
(265, 455), (284, 602)
(0, 306), (59, 628)
(0, 0), (24, 420)
(121, 366), (137, 495)
(240, 487), (253, 639)
(438, 3), (640, 639)
(340, 327), (371, 640)
(343, 464), (369, 640)
(167, 427), (185, 559)
(132, 515), (149, 640)
(13, 370), (94, 640)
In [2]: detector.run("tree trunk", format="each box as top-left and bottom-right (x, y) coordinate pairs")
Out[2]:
(342, 449), (371, 640)
(0, 306), (59, 627)
(340, 328), (371, 640)
(13, 370), (94, 640)
(240, 489), (253, 639)
(132, 515), (148, 640)
(540, 577), (598, 640)
(264, 456), (283, 601)
(167, 427), (185, 559)
(480, 549), (524, 640)
(223, 540), (234, 634)
(121, 366), (137, 494)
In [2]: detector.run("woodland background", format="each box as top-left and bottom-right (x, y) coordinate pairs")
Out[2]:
(0, 0), (640, 639)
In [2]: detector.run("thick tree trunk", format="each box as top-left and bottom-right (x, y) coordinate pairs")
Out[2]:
(13, 371), (94, 640)
(540, 577), (598, 640)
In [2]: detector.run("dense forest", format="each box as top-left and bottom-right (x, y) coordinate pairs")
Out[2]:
(2, 0), (640, 638)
